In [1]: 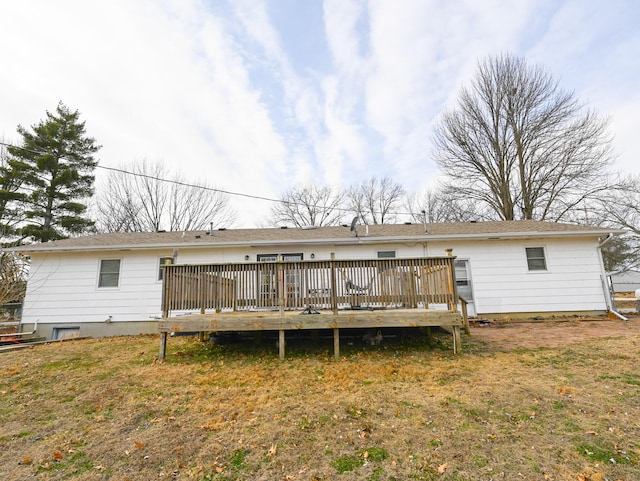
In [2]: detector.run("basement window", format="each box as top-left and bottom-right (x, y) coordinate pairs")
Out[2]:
(98, 259), (121, 288)
(525, 247), (547, 271)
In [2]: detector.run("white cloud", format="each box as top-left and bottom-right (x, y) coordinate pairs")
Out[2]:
(0, 0), (636, 228)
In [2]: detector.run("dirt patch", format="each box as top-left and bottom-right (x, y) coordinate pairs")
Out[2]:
(470, 315), (640, 350)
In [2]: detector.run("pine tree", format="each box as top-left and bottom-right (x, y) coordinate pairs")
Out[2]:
(0, 143), (27, 242)
(7, 102), (100, 242)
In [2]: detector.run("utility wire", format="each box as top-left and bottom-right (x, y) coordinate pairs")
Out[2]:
(0, 140), (419, 217)
(1, 140), (314, 205)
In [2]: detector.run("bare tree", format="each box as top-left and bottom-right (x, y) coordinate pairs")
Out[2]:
(0, 252), (27, 307)
(95, 160), (236, 232)
(269, 183), (345, 227)
(404, 187), (489, 224)
(591, 176), (640, 271)
(346, 176), (405, 225)
(434, 54), (615, 222)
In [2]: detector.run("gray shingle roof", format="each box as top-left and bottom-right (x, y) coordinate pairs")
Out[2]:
(15, 220), (617, 253)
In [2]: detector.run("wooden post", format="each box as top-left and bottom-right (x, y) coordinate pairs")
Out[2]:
(330, 253), (338, 314)
(452, 326), (461, 354)
(333, 328), (340, 361)
(159, 332), (168, 360)
(460, 297), (470, 335)
(277, 256), (285, 316)
(445, 249), (460, 314)
(278, 330), (285, 359)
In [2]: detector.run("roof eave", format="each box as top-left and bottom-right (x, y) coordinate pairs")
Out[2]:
(13, 228), (621, 254)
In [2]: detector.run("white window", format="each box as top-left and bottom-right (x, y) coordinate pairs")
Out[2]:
(525, 247), (547, 271)
(377, 250), (396, 258)
(454, 259), (470, 287)
(158, 257), (173, 281)
(98, 259), (121, 288)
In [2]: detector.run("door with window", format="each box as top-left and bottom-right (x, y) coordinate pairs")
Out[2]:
(454, 259), (476, 316)
(256, 253), (303, 307)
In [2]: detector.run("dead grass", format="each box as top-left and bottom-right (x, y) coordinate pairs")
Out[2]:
(0, 326), (639, 481)
(615, 292), (639, 310)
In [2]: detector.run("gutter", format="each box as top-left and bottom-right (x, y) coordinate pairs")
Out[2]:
(0, 318), (38, 339)
(12, 229), (622, 254)
(596, 232), (628, 320)
(598, 232), (614, 248)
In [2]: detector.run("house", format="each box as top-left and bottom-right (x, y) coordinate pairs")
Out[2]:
(16, 220), (620, 341)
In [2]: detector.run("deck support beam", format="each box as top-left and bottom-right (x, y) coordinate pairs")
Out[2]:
(278, 330), (285, 359)
(333, 328), (340, 361)
(159, 332), (168, 360)
(452, 326), (461, 354)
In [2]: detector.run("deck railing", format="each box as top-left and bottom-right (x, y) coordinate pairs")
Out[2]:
(161, 256), (459, 317)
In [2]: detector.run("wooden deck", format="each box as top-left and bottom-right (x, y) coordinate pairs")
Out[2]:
(158, 256), (466, 359)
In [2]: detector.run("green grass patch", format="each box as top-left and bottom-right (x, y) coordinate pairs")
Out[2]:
(228, 448), (248, 471)
(360, 447), (390, 462)
(576, 442), (637, 465)
(331, 454), (364, 473)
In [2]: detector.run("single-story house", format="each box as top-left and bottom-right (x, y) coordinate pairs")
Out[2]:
(16, 220), (620, 341)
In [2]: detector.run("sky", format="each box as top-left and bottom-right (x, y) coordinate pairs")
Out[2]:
(0, 0), (638, 227)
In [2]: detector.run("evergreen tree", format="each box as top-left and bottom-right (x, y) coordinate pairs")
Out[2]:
(7, 102), (100, 242)
(0, 143), (27, 242)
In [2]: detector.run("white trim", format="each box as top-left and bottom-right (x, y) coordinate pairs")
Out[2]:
(524, 246), (547, 272)
(14, 230), (620, 254)
(97, 258), (122, 289)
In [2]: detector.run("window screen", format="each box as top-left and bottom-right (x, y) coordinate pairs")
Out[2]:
(98, 259), (121, 287)
(525, 247), (547, 271)
(158, 257), (172, 281)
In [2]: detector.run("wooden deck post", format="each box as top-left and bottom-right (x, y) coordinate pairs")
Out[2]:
(333, 328), (340, 361)
(278, 330), (285, 359)
(460, 297), (470, 335)
(330, 253), (338, 315)
(159, 332), (168, 360)
(452, 326), (461, 354)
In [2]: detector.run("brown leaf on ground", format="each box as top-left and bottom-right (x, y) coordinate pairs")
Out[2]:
(268, 443), (277, 457)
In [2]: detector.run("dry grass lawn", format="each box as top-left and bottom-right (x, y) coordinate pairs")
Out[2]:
(1, 321), (639, 481)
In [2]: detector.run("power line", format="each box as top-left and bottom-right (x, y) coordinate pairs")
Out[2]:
(1, 140), (418, 218)
(1, 140), (285, 202)
(96, 164), (280, 204)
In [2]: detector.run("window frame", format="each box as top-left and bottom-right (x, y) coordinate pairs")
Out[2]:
(525, 246), (547, 271)
(97, 258), (122, 288)
(454, 259), (470, 287)
(377, 250), (396, 259)
(158, 256), (173, 282)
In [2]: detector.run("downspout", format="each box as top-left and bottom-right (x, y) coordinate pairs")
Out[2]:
(597, 233), (627, 320)
(0, 318), (38, 339)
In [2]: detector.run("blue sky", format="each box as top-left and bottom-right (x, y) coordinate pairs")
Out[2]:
(0, 0), (638, 227)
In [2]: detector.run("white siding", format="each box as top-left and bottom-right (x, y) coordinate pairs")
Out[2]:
(22, 250), (172, 325)
(426, 237), (607, 314)
(21, 235), (609, 328)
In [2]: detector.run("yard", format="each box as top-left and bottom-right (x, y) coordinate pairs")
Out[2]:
(1, 317), (639, 480)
